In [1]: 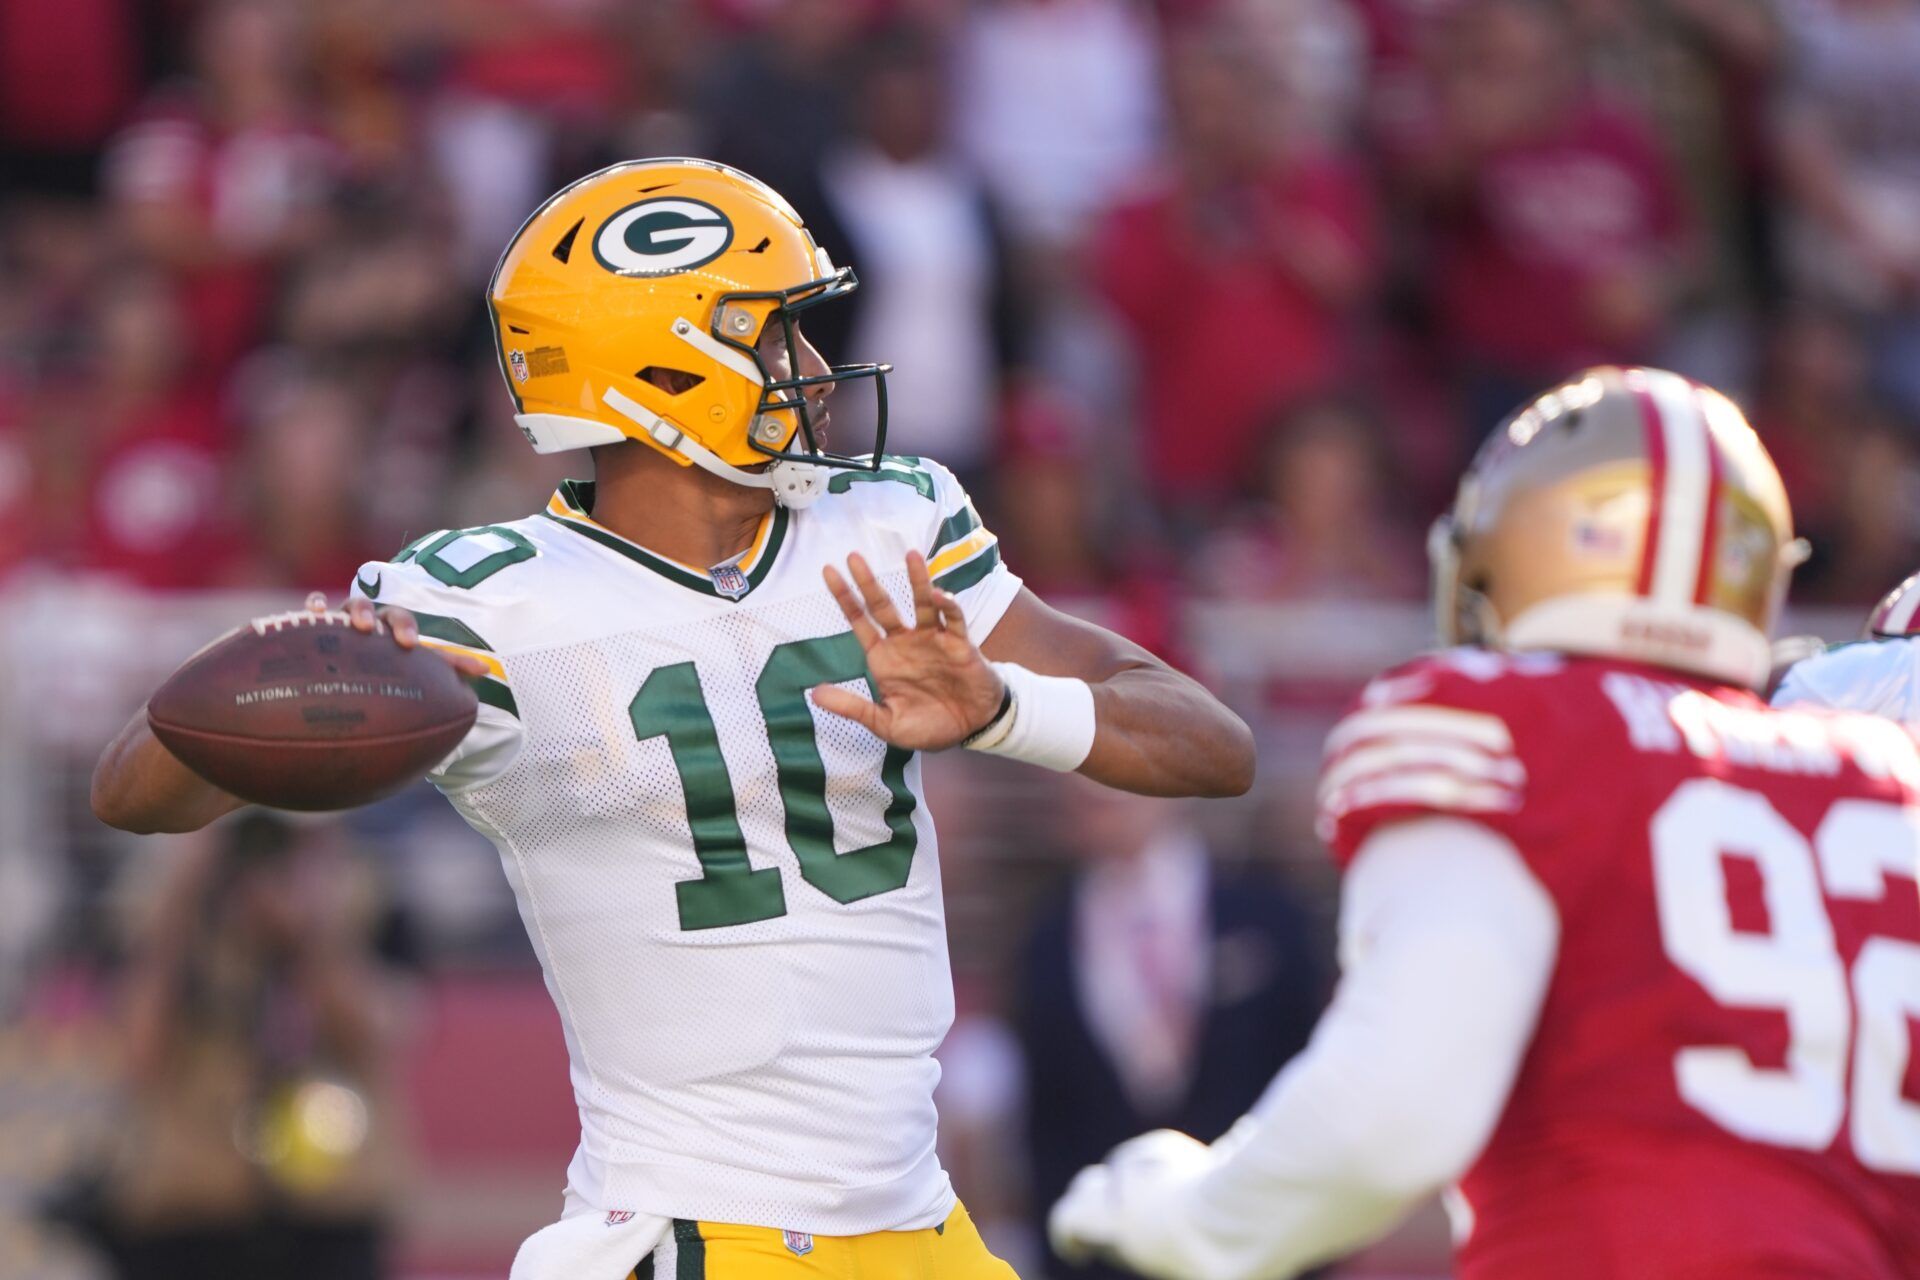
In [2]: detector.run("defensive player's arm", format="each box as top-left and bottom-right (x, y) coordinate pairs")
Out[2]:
(1050, 815), (1559, 1280)
(980, 587), (1255, 797)
(90, 596), (480, 834)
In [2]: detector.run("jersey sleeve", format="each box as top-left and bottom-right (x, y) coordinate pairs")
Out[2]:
(349, 534), (526, 793)
(920, 459), (1024, 641)
(1316, 653), (1544, 868)
(1772, 638), (1920, 733)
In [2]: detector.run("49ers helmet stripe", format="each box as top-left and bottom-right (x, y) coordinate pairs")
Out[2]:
(1693, 415), (1726, 607)
(1632, 383), (1665, 599)
(1867, 570), (1920, 638)
(1638, 370), (1717, 611)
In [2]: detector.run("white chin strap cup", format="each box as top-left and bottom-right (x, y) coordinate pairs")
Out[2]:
(600, 387), (826, 510)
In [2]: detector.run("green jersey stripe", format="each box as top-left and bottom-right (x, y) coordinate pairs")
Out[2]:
(474, 676), (519, 718)
(542, 512), (718, 594)
(413, 612), (494, 651)
(932, 541), (1001, 595)
(929, 505), (981, 556)
(544, 481), (789, 600)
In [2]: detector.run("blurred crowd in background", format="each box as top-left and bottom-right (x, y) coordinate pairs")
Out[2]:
(7, 0), (1920, 609)
(3, 0), (1920, 1276)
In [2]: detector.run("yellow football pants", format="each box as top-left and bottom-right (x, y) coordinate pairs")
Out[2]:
(633, 1202), (1018, 1279)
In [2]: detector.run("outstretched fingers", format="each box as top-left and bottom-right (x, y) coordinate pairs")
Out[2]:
(811, 682), (887, 735)
(823, 564), (883, 649)
(847, 553), (908, 633)
(907, 552), (939, 630)
(931, 588), (969, 643)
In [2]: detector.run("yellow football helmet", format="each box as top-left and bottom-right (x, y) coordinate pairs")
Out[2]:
(1431, 366), (1807, 688)
(487, 157), (889, 507)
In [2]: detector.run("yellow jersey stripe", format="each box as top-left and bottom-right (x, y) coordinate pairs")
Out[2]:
(927, 528), (997, 579)
(419, 637), (507, 681)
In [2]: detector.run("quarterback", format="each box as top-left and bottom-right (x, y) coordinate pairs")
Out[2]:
(92, 159), (1254, 1279)
(1051, 367), (1920, 1278)
(1773, 569), (1920, 731)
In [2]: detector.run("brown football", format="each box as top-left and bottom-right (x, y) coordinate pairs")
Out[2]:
(147, 610), (479, 811)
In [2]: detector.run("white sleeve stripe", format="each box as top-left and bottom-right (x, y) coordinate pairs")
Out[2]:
(1319, 741), (1525, 802)
(1321, 769), (1522, 820)
(1325, 706), (1514, 757)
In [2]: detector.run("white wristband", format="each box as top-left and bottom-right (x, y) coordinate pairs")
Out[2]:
(964, 662), (1096, 772)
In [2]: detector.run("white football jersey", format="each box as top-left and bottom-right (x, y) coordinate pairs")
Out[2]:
(1773, 637), (1920, 730)
(348, 457), (1021, 1234)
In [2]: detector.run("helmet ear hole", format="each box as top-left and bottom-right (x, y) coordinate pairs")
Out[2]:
(636, 367), (706, 395)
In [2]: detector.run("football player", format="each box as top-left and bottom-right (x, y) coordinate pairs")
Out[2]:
(1050, 367), (1920, 1279)
(92, 159), (1256, 1280)
(1772, 569), (1920, 731)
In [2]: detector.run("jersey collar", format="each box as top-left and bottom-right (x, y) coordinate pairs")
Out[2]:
(541, 479), (789, 600)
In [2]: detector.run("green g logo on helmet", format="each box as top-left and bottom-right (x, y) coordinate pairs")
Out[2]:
(593, 198), (735, 276)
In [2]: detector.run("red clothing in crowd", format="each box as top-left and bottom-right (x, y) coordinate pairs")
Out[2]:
(39, 379), (243, 590)
(0, 0), (139, 150)
(1095, 158), (1377, 504)
(103, 97), (337, 373)
(1432, 102), (1687, 373)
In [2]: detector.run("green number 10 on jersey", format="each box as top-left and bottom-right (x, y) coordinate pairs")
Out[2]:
(629, 632), (918, 930)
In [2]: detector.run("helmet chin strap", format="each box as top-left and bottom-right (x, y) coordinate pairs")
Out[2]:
(601, 386), (825, 509)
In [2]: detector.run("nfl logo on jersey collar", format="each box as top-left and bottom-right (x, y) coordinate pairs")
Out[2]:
(783, 1229), (814, 1256)
(709, 561), (751, 600)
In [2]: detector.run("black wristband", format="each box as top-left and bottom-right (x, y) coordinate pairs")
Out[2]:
(962, 681), (1016, 748)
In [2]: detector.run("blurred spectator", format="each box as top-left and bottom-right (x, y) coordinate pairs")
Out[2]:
(0, 0), (145, 200)
(102, 0), (339, 374)
(1405, 0), (1693, 437)
(954, 0), (1164, 249)
(27, 272), (239, 590)
(1199, 0), (1369, 145)
(695, 0), (870, 253)
(94, 815), (409, 1280)
(992, 385), (1183, 658)
(1752, 306), (1920, 601)
(816, 25), (1026, 480)
(1016, 780), (1326, 1278)
(1193, 397), (1424, 601)
(233, 373), (378, 591)
(423, 0), (630, 277)
(1094, 16), (1377, 516)
(1773, 0), (1920, 421)
(1571, 0), (1779, 310)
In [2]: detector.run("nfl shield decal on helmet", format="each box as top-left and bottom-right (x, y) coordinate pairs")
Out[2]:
(710, 562), (750, 600)
(509, 349), (529, 384)
(783, 1230), (814, 1257)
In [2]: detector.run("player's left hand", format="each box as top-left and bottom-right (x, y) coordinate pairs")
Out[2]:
(1049, 1129), (1219, 1280)
(813, 551), (1005, 752)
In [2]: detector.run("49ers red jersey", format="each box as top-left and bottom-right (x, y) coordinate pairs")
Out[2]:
(1319, 650), (1920, 1280)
